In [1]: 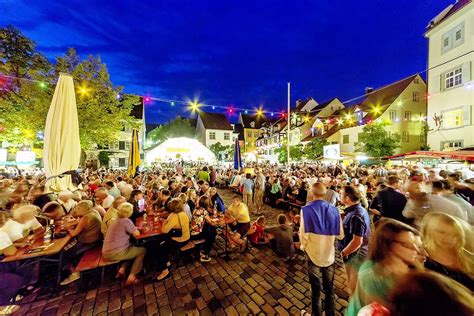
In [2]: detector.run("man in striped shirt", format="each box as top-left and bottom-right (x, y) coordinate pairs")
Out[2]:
(300, 183), (343, 316)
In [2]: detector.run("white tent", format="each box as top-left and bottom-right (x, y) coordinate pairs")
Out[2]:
(145, 137), (216, 164)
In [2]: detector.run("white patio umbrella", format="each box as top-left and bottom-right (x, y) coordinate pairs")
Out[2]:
(43, 73), (81, 192)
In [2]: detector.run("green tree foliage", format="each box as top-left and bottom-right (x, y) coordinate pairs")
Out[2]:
(209, 142), (234, 161)
(304, 138), (328, 160)
(420, 121), (431, 151)
(54, 48), (138, 149)
(0, 26), (53, 145)
(274, 143), (304, 164)
(0, 26), (139, 150)
(147, 117), (195, 146)
(355, 122), (400, 157)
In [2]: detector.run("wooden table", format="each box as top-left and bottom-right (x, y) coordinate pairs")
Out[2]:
(2, 232), (72, 293)
(135, 215), (164, 240)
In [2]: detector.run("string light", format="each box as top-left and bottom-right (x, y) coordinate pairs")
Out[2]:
(39, 82), (47, 89)
(189, 100), (200, 111)
(244, 110), (248, 114)
(170, 101), (175, 106)
(257, 109), (264, 117)
(144, 96), (151, 102)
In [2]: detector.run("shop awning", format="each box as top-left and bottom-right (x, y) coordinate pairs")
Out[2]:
(384, 151), (474, 162)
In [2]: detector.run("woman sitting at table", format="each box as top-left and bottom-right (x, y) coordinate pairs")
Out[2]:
(156, 198), (190, 281)
(190, 196), (218, 263)
(60, 200), (102, 285)
(102, 202), (146, 286)
(41, 201), (66, 222)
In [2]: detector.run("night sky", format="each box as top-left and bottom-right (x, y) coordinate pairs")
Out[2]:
(1, 0), (453, 123)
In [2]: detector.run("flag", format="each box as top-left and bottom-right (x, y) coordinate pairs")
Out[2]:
(233, 138), (242, 171)
(127, 129), (141, 177)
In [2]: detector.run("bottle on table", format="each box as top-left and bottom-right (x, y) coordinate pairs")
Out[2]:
(44, 219), (55, 245)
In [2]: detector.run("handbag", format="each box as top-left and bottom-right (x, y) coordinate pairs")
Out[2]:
(169, 213), (183, 237)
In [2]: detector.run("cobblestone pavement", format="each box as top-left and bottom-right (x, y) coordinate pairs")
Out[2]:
(14, 189), (350, 315)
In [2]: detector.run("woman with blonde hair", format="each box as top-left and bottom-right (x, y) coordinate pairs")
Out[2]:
(420, 212), (473, 291)
(155, 198), (190, 281)
(102, 202), (145, 286)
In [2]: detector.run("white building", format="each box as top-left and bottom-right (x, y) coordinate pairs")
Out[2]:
(425, 0), (474, 150)
(196, 111), (237, 148)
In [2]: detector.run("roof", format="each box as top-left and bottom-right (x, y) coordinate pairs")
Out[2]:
(233, 123), (245, 140)
(426, 0), (471, 31)
(198, 111), (233, 130)
(240, 113), (277, 129)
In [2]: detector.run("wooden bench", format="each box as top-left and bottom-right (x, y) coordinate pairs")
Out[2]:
(177, 239), (207, 265)
(75, 246), (120, 288)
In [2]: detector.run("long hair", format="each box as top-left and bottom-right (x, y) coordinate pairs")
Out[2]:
(368, 218), (419, 264)
(420, 212), (472, 275)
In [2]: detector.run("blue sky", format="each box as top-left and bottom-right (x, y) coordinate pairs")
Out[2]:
(1, 0), (452, 123)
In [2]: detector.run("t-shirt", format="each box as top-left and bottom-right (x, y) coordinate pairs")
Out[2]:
(340, 204), (371, 253)
(0, 220), (25, 242)
(162, 212), (190, 243)
(0, 231), (13, 252)
(265, 224), (294, 258)
(228, 202), (250, 223)
(345, 261), (395, 316)
(102, 218), (136, 254)
(102, 195), (114, 209)
(242, 178), (254, 193)
(101, 207), (118, 236)
(22, 218), (43, 232)
(190, 207), (209, 235)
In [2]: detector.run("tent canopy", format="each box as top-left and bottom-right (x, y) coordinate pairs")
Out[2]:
(145, 137), (216, 163)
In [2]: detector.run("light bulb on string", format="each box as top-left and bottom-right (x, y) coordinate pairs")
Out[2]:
(39, 82), (47, 89)
(116, 93), (121, 100)
(256, 109), (264, 117)
(144, 96), (151, 103)
(244, 110), (248, 114)
(171, 102), (175, 106)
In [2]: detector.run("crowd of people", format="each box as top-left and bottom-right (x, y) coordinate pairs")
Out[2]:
(0, 161), (472, 315)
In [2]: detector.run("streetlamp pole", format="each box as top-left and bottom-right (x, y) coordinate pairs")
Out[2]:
(287, 82), (290, 167)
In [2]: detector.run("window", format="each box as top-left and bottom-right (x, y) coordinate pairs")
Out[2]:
(209, 132), (216, 140)
(444, 67), (463, 89)
(412, 92), (419, 102)
(224, 133), (230, 140)
(404, 111), (411, 121)
(442, 140), (463, 150)
(247, 132), (252, 138)
(343, 135), (349, 144)
(402, 131), (409, 142)
(119, 141), (125, 150)
(414, 78), (419, 84)
(119, 158), (126, 167)
(389, 110), (397, 121)
(443, 109), (463, 129)
(442, 22), (464, 54)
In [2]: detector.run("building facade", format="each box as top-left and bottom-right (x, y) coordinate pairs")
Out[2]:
(425, 0), (474, 150)
(196, 111), (237, 148)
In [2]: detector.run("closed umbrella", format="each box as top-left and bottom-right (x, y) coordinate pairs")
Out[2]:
(233, 138), (242, 171)
(43, 73), (81, 192)
(127, 129), (141, 178)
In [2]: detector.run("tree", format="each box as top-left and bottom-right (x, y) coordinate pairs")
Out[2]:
(0, 27), (139, 150)
(304, 138), (328, 160)
(420, 121), (431, 151)
(355, 122), (401, 157)
(54, 48), (139, 149)
(0, 26), (53, 146)
(147, 117), (195, 145)
(274, 143), (304, 164)
(210, 142), (232, 161)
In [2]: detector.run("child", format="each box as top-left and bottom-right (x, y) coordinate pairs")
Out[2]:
(247, 216), (268, 245)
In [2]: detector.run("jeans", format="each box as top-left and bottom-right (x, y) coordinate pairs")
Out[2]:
(307, 259), (335, 316)
(102, 246), (146, 276)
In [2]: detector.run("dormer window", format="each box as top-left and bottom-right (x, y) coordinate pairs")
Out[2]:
(250, 121), (255, 128)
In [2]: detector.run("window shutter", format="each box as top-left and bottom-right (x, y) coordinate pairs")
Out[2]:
(462, 105), (471, 126)
(461, 62), (471, 84)
(430, 75), (441, 93)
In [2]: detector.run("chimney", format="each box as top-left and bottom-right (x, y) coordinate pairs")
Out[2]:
(365, 87), (374, 95)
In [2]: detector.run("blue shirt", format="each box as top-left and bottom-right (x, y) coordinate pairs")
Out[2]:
(242, 178), (254, 193)
(340, 203), (371, 253)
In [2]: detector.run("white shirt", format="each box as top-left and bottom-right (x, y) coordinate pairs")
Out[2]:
(102, 195), (114, 209)
(0, 219), (25, 242)
(23, 218), (43, 232)
(403, 194), (467, 226)
(0, 231), (13, 252)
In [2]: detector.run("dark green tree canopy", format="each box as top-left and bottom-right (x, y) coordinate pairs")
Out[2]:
(355, 122), (400, 157)
(147, 117), (196, 145)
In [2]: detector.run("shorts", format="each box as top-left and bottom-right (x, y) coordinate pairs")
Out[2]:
(230, 222), (251, 236)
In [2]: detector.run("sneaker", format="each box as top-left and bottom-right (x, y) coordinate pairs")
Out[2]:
(0, 304), (20, 314)
(200, 255), (211, 262)
(60, 272), (80, 285)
